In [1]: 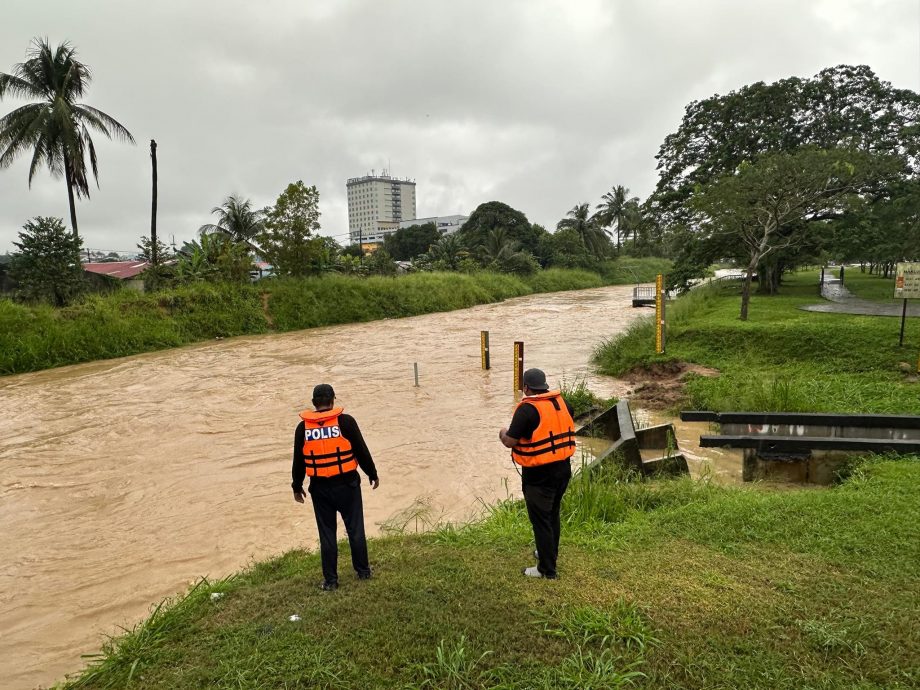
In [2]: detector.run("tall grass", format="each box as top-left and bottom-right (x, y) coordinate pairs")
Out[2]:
(0, 284), (267, 375)
(1, 258), (673, 376)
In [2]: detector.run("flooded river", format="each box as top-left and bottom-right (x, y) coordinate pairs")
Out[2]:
(0, 285), (663, 689)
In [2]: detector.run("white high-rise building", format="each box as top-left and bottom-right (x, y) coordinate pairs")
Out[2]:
(346, 171), (416, 245)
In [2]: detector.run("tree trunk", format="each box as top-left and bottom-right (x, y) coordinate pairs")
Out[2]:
(150, 140), (158, 265)
(64, 157), (79, 239)
(740, 261), (756, 321)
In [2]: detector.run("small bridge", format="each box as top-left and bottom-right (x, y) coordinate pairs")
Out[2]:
(631, 286), (656, 308)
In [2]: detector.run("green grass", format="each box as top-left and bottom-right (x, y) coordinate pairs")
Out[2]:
(59, 457), (920, 689)
(559, 376), (616, 419)
(593, 271), (920, 413)
(837, 269), (899, 302)
(0, 259), (669, 376)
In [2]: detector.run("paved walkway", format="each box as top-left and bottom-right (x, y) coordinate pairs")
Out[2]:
(800, 278), (920, 317)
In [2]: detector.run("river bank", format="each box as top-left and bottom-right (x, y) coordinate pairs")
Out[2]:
(0, 259), (671, 376)
(594, 270), (920, 414)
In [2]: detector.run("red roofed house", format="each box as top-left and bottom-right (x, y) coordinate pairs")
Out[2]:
(83, 261), (149, 292)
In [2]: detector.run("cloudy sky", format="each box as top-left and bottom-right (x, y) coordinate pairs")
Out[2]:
(1, 0), (918, 254)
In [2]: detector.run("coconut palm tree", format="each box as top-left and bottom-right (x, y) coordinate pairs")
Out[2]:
(557, 202), (610, 256)
(593, 185), (639, 250)
(0, 38), (135, 237)
(198, 195), (264, 244)
(426, 233), (469, 270)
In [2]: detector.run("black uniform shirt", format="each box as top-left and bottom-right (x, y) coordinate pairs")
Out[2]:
(291, 413), (378, 493)
(507, 397), (575, 486)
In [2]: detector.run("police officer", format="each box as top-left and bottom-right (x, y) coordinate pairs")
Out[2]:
(292, 384), (379, 591)
(498, 368), (575, 579)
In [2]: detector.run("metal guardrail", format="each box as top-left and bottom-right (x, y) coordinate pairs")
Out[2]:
(631, 286), (656, 308)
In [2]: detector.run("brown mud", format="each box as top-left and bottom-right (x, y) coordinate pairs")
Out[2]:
(620, 361), (720, 410)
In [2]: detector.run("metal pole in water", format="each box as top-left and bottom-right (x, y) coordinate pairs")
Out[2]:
(514, 341), (524, 391)
(414, 362), (419, 387)
(481, 331), (490, 370)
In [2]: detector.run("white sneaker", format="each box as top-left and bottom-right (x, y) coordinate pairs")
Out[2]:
(522, 566), (544, 578)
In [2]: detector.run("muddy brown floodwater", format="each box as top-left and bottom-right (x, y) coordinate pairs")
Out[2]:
(0, 285), (661, 689)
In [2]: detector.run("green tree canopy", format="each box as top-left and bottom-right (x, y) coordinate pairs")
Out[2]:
(0, 38), (135, 237)
(383, 222), (441, 260)
(557, 202), (611, 256)
(691, 147), (901, 319)
(10, 216), (85, 305)
(593, 185), (639, 250)
(458, 201), (540, 255)
(654, 65), (920, 225)
(199, 195), (265, 244)
(259, 181), (329, 277)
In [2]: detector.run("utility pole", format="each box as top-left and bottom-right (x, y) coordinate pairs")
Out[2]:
(150, 140), (158, 265)
(359, 228), (363, 255)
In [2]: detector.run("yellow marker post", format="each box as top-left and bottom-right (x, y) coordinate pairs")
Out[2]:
(481, 330), (490, 370)
(655, 274), (665, 354)
(514, 341), (524, 391)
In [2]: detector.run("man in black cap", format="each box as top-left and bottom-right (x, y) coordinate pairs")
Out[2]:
(498, 368), (576, 579)
(292, 384), (379, 591)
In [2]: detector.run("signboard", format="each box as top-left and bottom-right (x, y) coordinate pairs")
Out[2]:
(894, 263), (920, 299)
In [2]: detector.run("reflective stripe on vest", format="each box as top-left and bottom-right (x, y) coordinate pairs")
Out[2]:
(299, 407), (358, 478)
(511, 391), (576, 467)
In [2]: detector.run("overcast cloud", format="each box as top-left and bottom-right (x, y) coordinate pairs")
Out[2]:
(1, 0), (918, 253)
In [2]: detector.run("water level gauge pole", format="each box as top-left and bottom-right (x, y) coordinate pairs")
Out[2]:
(655, 274), (666, 354)
(414, 362), (419, 387)
(481, 331), (490, 370)
(514, 341), (524, 391)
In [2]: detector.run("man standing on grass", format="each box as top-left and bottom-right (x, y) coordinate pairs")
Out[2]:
(292, 384), (379, 591)
(498, 368), (576, 579)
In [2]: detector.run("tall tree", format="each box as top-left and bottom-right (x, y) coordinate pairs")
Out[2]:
(594, 185), (639, 249)
(199, 195), (264, 244)
(653, 65), (920, 226)
(10, 216), (84, 306)
(259, 181), (327, 277)
(383, 222), (441, 260)
(0, 38), (135, 237)
(459, 201), (540, 255)
(692, 147), (901, 320)
(556, 202), (610, 256)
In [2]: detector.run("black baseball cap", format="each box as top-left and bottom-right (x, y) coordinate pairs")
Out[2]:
(312, 384), (335, 400)
(522, 368), (549, 391)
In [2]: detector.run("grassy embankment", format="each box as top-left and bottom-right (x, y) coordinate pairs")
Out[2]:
(594, 270), (920, 413)
(0, 258), (671, 376)
(62, 457), (919, 689)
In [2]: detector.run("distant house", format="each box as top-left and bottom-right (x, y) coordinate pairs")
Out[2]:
(83, 261), (149, 292)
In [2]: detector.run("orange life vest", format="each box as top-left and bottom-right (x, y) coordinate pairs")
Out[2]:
(299, 407), (357, 478)
(511, 391), (576, 467)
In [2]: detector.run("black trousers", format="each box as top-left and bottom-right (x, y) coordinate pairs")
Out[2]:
(308, 477), (370, 585)
(523, 472), (570, 578)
